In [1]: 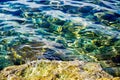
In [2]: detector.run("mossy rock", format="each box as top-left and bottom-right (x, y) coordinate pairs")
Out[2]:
(0, 60), (116, 80)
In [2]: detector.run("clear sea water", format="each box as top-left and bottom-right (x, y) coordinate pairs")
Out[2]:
(0, 0), (120, 76)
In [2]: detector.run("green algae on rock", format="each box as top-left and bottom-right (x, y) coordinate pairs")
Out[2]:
(0, 60), (115, 80)
(0, 56), (13, 70)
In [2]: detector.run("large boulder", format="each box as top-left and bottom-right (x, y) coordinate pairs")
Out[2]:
(0, 60), (118, 80)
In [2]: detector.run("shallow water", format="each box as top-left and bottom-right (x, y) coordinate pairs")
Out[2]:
(0, 0), (120, 76)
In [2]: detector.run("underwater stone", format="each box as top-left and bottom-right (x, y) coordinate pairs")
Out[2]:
(62, 5), (79, 13)
(0, 45), (5, 51)
(101, 13), (117, 21)
(103, 67), (120, 77)
(114, 40), (120, 53)
(49, 24), (62, 33)
(0, 56), (13, 70)
(78, 6), (93, 13)
(94, 12), (120, 29)
(112, 55), (120, 63)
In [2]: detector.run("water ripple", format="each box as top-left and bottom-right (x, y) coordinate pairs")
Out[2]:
(0, 0), (120, 76)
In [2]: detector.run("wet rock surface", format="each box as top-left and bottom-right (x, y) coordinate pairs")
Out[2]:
(0, 60), (118, 80)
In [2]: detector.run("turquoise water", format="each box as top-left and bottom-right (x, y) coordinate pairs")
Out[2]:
(0, 0), (120, 76)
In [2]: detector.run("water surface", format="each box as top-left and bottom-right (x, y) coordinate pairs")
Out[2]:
(0, 0), (120, 76)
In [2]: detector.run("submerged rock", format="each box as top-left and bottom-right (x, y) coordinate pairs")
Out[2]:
(0, 6), (120, 78)
(0, 60), (117, 80)
(0, 56), (13, 70)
